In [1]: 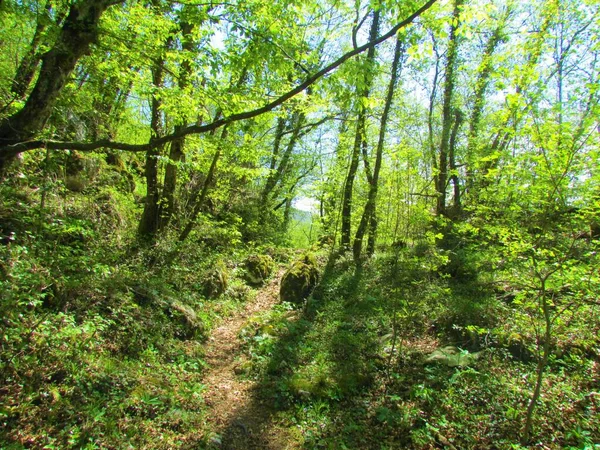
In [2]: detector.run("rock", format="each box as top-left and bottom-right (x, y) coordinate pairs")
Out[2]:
(280, 254), (319, 306)
(424, 346), (482, 367)
(227, 283), (252, 302)
(203, 266), (228, 298)
(233, 360), (253, 375)
(65, 175), (87, 192)
(209, 435), (222, 446)
(259, 324), (276, 336)
(244, 254), (275, 286)
(317, 234), (334, 248)
(170, 301), (204, 340)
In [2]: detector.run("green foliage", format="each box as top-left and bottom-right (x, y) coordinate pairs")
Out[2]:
(1, 0), (600, 447)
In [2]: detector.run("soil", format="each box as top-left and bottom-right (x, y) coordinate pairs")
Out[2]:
(202, 269), (300, 449)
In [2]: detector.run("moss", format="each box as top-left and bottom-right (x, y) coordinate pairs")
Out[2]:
(65, 175), (87, 192)
(244, 254), (275, 286)
(227, 281), (252, 302)
(288, 373), (332, 398)
(203, 266), (228, 299)
(170, 301), (205, 340)
(280, 253), (319, 306)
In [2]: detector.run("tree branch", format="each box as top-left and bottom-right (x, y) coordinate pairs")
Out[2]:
(0, 0), (437, 155)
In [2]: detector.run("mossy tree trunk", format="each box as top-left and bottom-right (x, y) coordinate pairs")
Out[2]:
(522, 274), (552, 444)
(138, 40), (168, 239)
(178, 126), (228, 242)
(10, 1), (65, 99)
(465, 7), (509, 196)
(261, 110), (305, 207)
(159, 18), (195, 231)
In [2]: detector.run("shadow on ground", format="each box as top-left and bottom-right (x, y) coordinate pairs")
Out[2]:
(205, 252), (396, 449)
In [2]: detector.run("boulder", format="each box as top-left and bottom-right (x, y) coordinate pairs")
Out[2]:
(170, 301), (204, 340)
(203, 266), (228, 298)
(65, 175), (87, 192)
(244, 254), (275, 286)
(280, 254), (319, 306)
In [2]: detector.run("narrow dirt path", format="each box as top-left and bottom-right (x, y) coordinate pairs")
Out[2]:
(202, 269), (299, 449)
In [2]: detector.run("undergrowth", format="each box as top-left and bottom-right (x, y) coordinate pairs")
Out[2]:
(0, 180), (292, 448)
(236, 247), (600, 449)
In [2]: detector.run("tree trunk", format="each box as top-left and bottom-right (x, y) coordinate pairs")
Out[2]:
(465, 9), (509, 194)
(269, 117), (287, 172)
(176, 69), (248, 241)
(448, 109), (463, 215)
(428, 35), (441, 194)
(522, 280), (552, 444)
(321, 114), (349, 235)
(354, 35), (404, 261)
(178, 127), (228, 242)
(138, 49), (167, 238)
(341, 10), (380, 249)
(159, 19), (195, 230)
(477, 6), (553, 191)
(261, 110), (305, 206)
(435, 0), (462, 217)
(11, 1), (54, 98)
(0, 0), (122, 172)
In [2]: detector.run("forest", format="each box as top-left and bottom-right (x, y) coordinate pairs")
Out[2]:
(0, 0), (599, 448)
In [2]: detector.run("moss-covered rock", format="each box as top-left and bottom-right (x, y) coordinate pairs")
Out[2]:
(203, 266), (228, 298)
(65, 175), (87, 192)
(227, 281), (252, 302)
(169, 301), (205, 340)
(128, 282), (204, 341)
(244, 254), (275, 285)
(280, 254), (319, 306)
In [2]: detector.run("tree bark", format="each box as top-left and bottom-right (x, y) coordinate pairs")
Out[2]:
(261, 110), (305, 206)
(11, 1), (56, 98)
(448, 109), (463, 215)
(138, 47), (168, 238)
(159, 19), (195, 230)
(269, 117), (287, 172)
(354, 35), (404, 261)
(178, 127), (228, 242)
(341, 10), (380, 249)
(522, 278), (552, 444)
(435, 0), (462, 217)
(465, 9), (509, 194)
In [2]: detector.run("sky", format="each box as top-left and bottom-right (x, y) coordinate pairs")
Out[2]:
(294, 196), (318, 212)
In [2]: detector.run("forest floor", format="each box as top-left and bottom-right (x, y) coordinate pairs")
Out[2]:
(202, 268), (300, 449)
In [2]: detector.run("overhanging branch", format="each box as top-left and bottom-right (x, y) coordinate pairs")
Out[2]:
(0, 0), (437, 155)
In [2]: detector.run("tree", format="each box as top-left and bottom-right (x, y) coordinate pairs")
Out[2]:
(353, 34), (405, 261)
(0, 0), (438, 169)
(341, 9), (380, 249)
(0, 0), (124, 171)
(434, 0), (462, 218)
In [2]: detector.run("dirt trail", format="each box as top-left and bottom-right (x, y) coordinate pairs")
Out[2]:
(202, 269), (298, 449)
